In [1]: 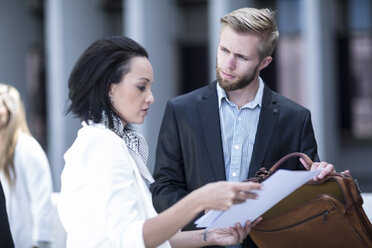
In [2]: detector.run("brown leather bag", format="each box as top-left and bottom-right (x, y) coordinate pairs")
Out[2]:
(248, 152), (372, 248)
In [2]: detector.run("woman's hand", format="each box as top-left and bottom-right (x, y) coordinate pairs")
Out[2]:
(208, 217), (262, 246)
(198, 181), (262, 211)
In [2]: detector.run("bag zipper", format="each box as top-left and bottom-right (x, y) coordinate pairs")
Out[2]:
(255, 209), (331, 232)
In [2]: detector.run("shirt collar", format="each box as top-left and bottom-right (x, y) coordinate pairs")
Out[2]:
(216, 77), (264, 109)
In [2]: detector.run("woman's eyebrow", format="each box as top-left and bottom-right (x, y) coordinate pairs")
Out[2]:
(138, 77), (150, 82)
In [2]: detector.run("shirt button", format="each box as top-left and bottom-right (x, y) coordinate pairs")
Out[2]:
(238, 117), (242, 121)
(232, 172), (237, 177)
(234, 145), (239, 149)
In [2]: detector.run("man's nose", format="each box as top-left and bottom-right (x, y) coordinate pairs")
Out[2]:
(225, 54), (236, 70)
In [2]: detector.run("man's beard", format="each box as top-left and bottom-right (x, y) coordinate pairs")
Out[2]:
(216, 64), (259, 92)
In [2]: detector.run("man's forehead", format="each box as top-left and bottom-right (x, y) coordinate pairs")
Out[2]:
(218, 28), (260, 57)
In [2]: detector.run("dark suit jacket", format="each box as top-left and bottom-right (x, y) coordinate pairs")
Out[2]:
(0, 180), (14, 248)
(150, 81), (319, 246)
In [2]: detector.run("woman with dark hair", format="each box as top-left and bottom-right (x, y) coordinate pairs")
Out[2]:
(58, 36), (262, 247)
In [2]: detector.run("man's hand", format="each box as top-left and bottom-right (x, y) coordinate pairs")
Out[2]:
(300, 158), (351, 181)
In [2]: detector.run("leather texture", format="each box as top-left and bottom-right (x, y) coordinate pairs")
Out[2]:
(249, 152), (372, 248)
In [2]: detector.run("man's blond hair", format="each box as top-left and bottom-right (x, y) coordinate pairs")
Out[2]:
(220, 8), (279, 58)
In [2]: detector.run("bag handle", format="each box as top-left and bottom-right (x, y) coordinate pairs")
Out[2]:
(247, 152), (314, 183)
(269, 152), (313, 173)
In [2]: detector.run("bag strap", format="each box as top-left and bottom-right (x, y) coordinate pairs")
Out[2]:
(269, 152), (313, 173)
(247, 152), (314, 183)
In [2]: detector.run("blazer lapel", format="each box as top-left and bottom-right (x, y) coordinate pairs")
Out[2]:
(198, 82), (226, 181)
(249, 85), (279, 178)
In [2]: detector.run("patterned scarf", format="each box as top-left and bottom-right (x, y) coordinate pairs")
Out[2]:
(100, 111), (153, 183)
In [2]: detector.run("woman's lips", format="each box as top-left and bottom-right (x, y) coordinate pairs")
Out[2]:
(142, 108), (149, 115)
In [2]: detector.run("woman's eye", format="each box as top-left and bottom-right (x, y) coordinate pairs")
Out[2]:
(137, 86), (146, 92)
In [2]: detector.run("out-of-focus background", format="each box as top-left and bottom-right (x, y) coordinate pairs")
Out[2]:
(1, 0), (372, 197)
(1, 0), (372, 246)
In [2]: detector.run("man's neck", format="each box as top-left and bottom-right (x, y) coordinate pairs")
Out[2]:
(226, 78), (260, 109)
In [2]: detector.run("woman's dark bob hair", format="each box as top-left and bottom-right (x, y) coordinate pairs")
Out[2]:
(66, 36), (148, 128)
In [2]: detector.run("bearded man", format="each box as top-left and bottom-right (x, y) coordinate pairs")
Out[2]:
(150, 7), (336, 248)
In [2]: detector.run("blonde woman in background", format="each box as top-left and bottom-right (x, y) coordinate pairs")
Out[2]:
(0, 83), (53, 248)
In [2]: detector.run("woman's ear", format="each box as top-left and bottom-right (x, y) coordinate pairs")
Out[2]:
(108, 84), (115, 98)
(108, 84), (116, 105)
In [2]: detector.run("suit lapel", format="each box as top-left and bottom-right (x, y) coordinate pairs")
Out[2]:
(198, 82), (226, 181)
(249, 85), (279, 178)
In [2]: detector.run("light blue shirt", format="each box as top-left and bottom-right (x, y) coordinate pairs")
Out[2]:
(217, 78), (264, 182)
(217, 79), (263, 248)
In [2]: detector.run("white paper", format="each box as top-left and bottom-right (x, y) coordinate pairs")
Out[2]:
(195, 169), (321, 229)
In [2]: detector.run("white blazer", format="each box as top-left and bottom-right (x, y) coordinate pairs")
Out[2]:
(58, 123), (171, 248)
(0, 132), (53, 248)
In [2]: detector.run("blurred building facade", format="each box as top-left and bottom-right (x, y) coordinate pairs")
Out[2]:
(0, 0), (371, 192)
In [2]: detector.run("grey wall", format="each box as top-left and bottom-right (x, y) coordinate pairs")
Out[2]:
(1, 0), (371, 192)
(0, 0), (43, 111)
(45, 0), (123, 190)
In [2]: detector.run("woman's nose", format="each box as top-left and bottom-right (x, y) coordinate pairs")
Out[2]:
(146, 91), (155, 104)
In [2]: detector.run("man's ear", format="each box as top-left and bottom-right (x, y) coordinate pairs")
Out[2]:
(259, 56), (273, 70)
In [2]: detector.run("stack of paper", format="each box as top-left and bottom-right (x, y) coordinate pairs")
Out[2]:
(195, 169), (321, 229)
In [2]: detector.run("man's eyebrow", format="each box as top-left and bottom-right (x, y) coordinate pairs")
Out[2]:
(220, 45), (229, 50)
(236, 53), (248, 58)
(220, 45), (248, 58)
